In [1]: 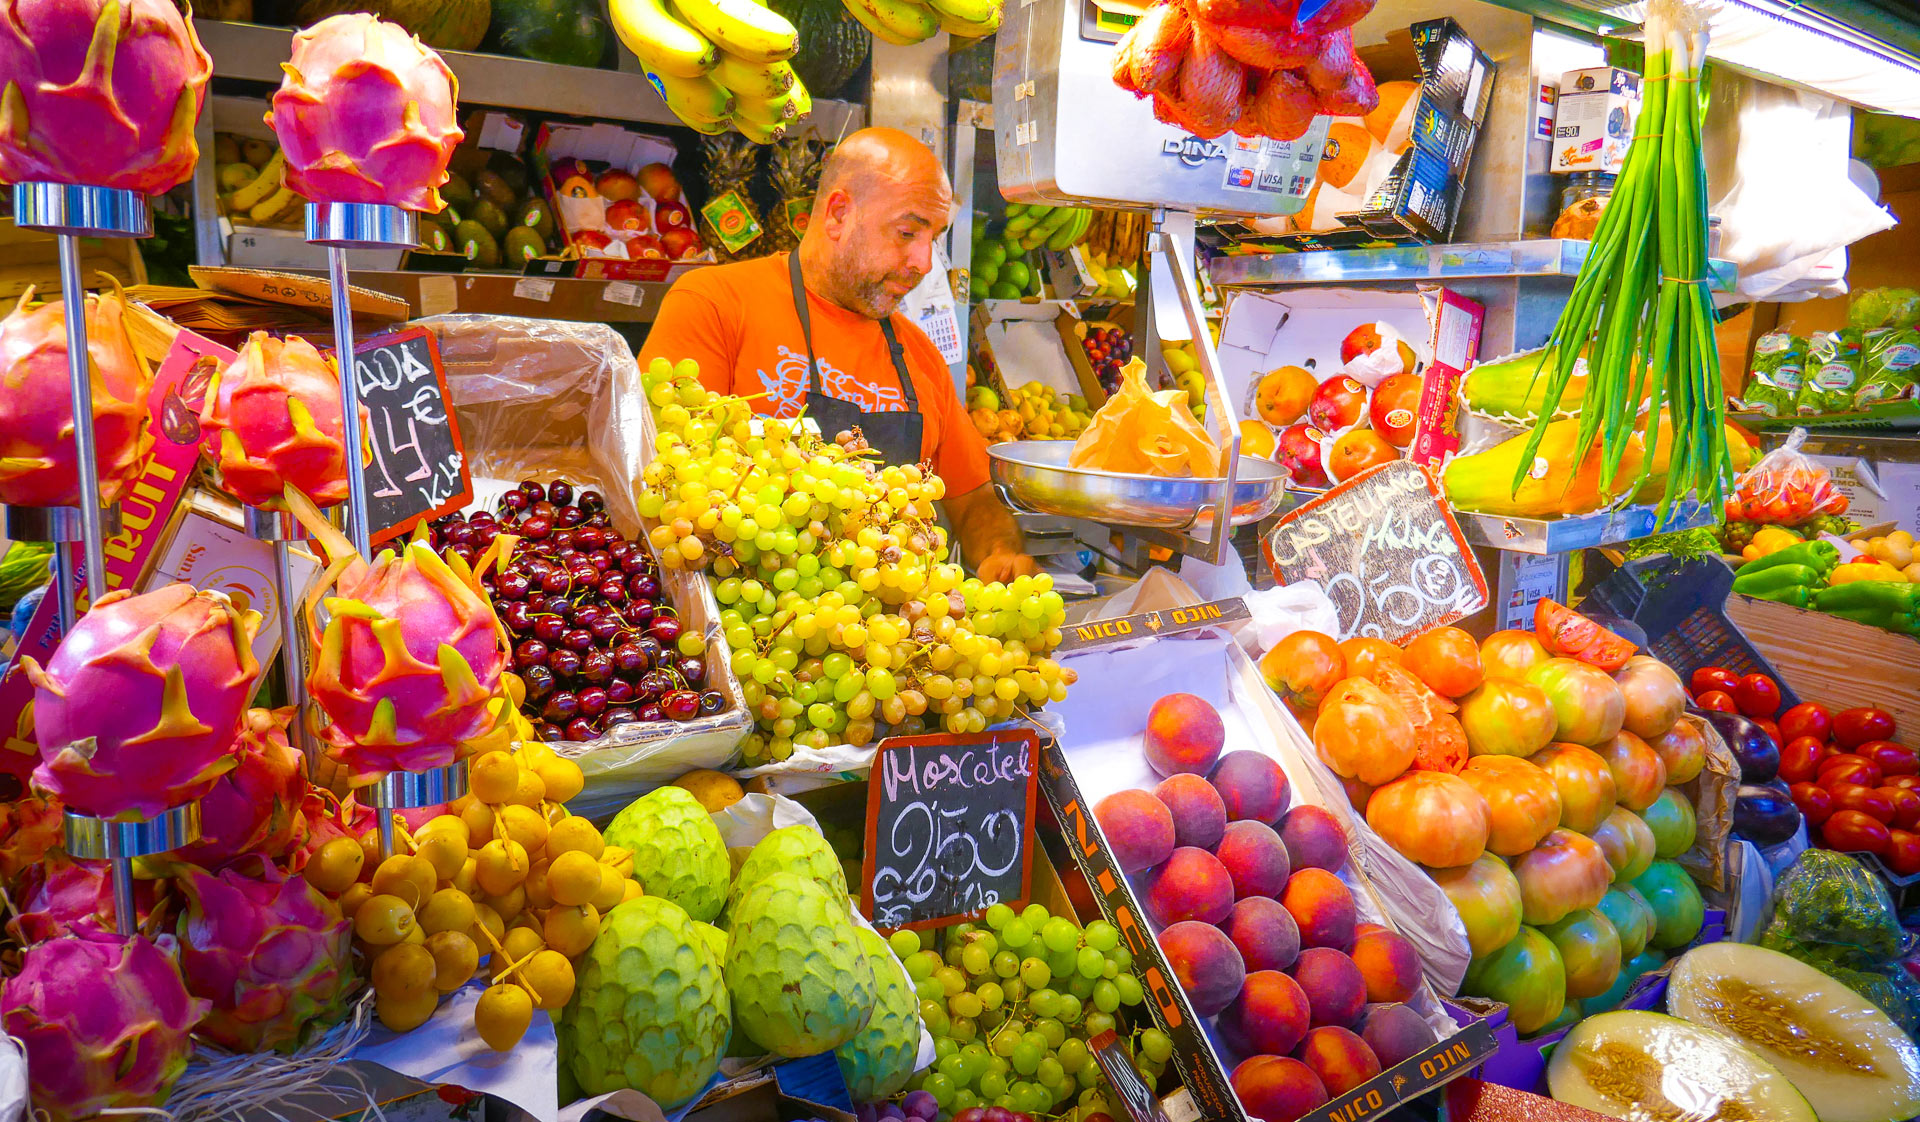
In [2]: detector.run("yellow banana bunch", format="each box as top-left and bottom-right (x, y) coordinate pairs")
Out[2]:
(671, 0), (797, 64)
(649, 68), (735, 131)
(928, 0), (1000, 38)
(838, 0), (940, 45)
(712, 52), (797, 101)
(608, 0), (717, 78)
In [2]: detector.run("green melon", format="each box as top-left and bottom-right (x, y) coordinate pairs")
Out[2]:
(1549, 1011), (1815, 1122)
(290, 0), (490, 50)
(1668, 942), (1920, 1122)
(767, 0), (868, 97)
(483, 0), (609, 68)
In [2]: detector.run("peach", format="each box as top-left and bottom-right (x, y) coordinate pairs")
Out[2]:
(1291, 946), (1366, 1028)
(1159, 920), (1247, 1017)
(1093, 789), (1175, 874)
(1224, 896), (1301, 972)
(1145, 692), (1225, 777)
(1594, 730), (1667, 812)
(1217, 820), (1292, 900)
(1232, 1055), (1328, 1122)
(1212, 750), (1292, 823)
(1144, 847), (1235, 926)
(1360, 1003), (1437, 1068)
(1349, 927), (1420, 1003)
(1295, 1026), (1382, 1095)
(1155, 773), (1227, 851)
(1281, 868), (1356, 951)
(1279, 805), (1349, 873)
(1219, 969), (1312, 1057)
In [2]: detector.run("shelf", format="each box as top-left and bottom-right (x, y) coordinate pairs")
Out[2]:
(1454, 501), (1717, 555)
(267, 269), (686, 323)
(1209, 238), (1738, 293)
(192, 19), (866, 136)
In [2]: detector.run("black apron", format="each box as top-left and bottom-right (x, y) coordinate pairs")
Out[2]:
(788, 250), (925, 467)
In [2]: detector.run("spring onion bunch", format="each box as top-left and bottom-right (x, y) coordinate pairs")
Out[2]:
(1514, 0), (1729, 524)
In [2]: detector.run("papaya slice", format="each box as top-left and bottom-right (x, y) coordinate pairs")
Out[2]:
(1534, 599), (1633, 672)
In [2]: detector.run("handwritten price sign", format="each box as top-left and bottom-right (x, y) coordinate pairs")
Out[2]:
(1263, 459), (1487, 643)
(862, 729), (1040, 931)
(352, 328), (471, 544)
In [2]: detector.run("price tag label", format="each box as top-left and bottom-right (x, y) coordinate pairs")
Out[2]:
(352, 328), (472, 544)
(602, 281), (644, 308)
(1263, 459), (1487, 643)
(862, 729), (1040, 931)
(512, 277), (555, 302)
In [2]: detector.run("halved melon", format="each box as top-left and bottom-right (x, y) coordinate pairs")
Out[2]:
(1548, 1010), (1816, 1122)
(1667, 943), (1920, 1122)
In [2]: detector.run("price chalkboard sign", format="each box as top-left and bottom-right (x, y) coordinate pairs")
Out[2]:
(1263, 459), (1487, 643)
(351, 328), (471, 544)
(863, 729), (1040, 931)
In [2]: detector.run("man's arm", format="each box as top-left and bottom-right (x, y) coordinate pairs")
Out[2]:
(947, 481), (1037, 583)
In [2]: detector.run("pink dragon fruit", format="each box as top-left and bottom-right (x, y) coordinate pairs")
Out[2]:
(7, 853), (159, 944)
(175, 707), (308, 869)
(292, 502), (508, 780)
(0, 284), (153, 508)
(199, 332), (358, 510)
(0, 0), (212, 195)
(174, 860), (352, 1053)
(3, 928), (206, 1122)
(266, 13), (464, 213)
(21, 585), (263, 820)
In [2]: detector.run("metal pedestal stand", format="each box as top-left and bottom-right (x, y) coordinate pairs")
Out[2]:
(243, 505), (328, 780)
(63, 804), (199, 935)
(304, 201), (465, 859)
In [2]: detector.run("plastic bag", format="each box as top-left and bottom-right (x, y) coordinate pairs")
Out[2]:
(1759, 849), (1920, 1033)
(1846, 285), (1920, 330)
(1068, 358), (1222, 477)
(1858, 326), (1920, 405)
(1724, 428), (1849, 525)
(1739, 331), (1806, 417)
(1796, 329), (1864, 415)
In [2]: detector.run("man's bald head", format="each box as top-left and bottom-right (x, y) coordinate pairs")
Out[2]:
(800, 128), (953, 319)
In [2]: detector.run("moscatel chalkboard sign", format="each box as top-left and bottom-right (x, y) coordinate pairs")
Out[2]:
(862, 729), (1040, 931)
(1263, 459), (1487, 643)
(351, 327), (471, 544)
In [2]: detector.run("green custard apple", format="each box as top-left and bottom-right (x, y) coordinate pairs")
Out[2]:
(725, 871), (876, 1057)
(604, 787), (729, 922)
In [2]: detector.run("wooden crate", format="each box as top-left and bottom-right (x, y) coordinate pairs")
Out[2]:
(0, 219), (146, 302)
(1724, 594), (1920, 731)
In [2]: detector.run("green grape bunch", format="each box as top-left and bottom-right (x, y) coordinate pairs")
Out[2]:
(885, 903), (1170, 1122)
(638, 358), (1077, 765)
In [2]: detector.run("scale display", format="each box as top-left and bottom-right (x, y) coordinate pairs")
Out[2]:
(993, 0), (1330, 216)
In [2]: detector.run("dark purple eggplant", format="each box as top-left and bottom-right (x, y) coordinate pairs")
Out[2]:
(1732, 783), (1802, 847)
(1704, 710), (1780, 785)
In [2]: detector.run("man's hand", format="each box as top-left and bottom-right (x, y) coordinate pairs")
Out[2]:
(945, 481), (1037, 583)
(975, 549), (1039, 583)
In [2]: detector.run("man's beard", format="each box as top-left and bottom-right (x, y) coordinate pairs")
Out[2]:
(825, 239), (918, 318)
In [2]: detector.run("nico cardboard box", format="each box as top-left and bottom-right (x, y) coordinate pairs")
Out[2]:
(1039, 580), (1491, 1122)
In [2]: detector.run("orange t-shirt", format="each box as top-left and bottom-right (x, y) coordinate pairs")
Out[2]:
(638, 253), (990, 496)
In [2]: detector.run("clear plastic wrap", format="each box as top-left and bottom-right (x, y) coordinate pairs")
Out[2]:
(1724, 427), (1849, 525)
(415, 315), (748, 810)
(1759, 848), (1920, 1033)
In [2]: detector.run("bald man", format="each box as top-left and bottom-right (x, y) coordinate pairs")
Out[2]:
(640, 128), (1035, 581)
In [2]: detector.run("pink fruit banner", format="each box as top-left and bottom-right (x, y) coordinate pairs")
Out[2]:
(0, 328), (236, 784)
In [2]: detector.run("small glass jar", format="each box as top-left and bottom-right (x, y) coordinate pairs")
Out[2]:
(1561, 171), (1617, 213)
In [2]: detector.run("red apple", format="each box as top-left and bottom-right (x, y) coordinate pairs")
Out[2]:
(1276, 423), (1329, 489)
(570, 229), (612, 252)
(605, 198), (650, 233)
(1307, 376), (1368, 432)
(653, 199), (692, 231)
(661, 227), (704, 259)
(638, 162), (682, 202)
(625, 233), (668, 260)
(596, 168), (641, 202)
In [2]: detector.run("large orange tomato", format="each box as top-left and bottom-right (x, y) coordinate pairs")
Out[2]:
(1529, 742), (1619, 834)
(1512, 828), (1612, 924)
(1402, 626), (1485, 699)
(1313, 676), (1416, 786)
(1431, 853), (1522, 957)
(1457, 679), (1558, 758)
(1413, 713), (1469, 774)
(1260, 631), (1347, 710)
(1459, 755), (1563, 856)
(1339, 637), (1403, 680)
(1480, 630), (1550, 681)
(1366, 771), (1490, 868)
(1594, 730), (1667, 811)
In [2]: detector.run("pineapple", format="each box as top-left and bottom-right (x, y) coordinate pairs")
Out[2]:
(698, 134), (767, 263)
(763, 136), (822, 255)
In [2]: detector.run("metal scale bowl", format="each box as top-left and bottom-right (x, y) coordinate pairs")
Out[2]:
(989, 442), (1290, 530)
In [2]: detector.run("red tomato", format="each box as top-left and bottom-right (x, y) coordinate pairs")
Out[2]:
(1859, 741), (1919, 777)
(1753, 717), (1782, 747)
(1888, 775), (1920, 793)
(1695, 690), (1738, 714)
(1818, 755), (1884, 789)
(1886, 829), (1920, 876)
(1779, 737), (1831, 784)
(1882, 786), (1920, 830)
(1834, 707), (1897, 748)
(1831, 783), (1896, 823)
(1690, 667), (1739, 697)
(1791, 783), (1835, 828)
(1823, 810), (1892, 856)
(1778, 702), (1833, 745)
(1733, 674), (1782, 719)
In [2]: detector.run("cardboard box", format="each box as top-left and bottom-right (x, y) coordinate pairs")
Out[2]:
(225, 224), (404, 273)
(532, 120), (714, 275)
(1552, 67), (1640, 176)
(1408, 288), (1486, 469)
(1040, 582), (1492, 1122)
(968, 300), (1106, 411)
(0, 218), (146, 302)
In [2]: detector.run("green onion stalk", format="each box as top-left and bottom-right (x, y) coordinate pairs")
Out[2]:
(1513, 0), (1727, 525)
